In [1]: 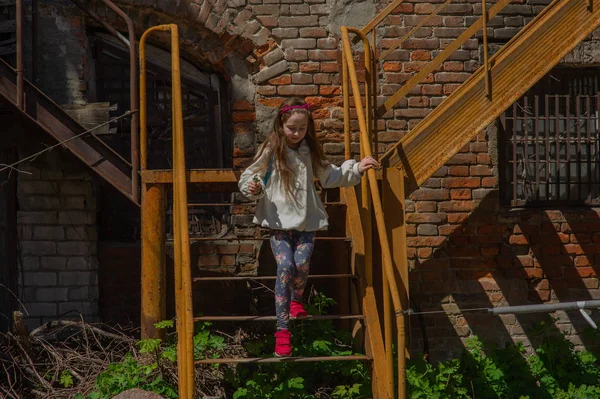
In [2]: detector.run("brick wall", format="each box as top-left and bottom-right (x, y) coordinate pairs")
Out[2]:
(22, 0), (600, 357)
(18, 149), (99, 329)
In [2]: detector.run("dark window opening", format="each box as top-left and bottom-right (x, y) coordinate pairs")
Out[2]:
(499, 68), (600, 207)
(92, 35), (232, 241)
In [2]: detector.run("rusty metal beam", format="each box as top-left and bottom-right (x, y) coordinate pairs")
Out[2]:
(194, 315), (365, 321)
(141, 169), (240, 184)
(381, 0), (600, 187)
(193, 274), (358, 282)
(140, 183), (166, 340)
(195, 355), (371, 364)
(0, 59), (134, 200)
(15, 0), (22, 110)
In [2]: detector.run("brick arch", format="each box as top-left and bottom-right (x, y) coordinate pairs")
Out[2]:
(92, 0), (290, 83)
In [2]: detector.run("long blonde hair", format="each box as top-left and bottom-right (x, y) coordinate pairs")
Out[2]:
(256, 98), (328, 201)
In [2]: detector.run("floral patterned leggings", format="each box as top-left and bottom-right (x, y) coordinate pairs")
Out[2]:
(270, 230), (316, 330)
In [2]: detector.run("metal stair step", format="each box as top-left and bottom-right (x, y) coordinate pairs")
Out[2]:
(193, 314), (365, 322)
(193, 273), (357, 282)
(166, 236), (351, 243)
(195, 354), (372, 364)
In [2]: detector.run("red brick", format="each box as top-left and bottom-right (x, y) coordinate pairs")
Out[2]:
(321, 62), (340, 72)
(216, 244), (239, 254)
(470, 142), (488, 152)
(300, 62), (320, 73)
(418, 247), (433, 258)
(406, 213), (446, 224)
(222, 255), (236, 266)
(449, 166), (469, 176)
(482, 177), (498, 187)
(233, 100), (254, 111)
(232, 112), (256, 123)
(308, 49), (338, 61)
(268, 75), (292, 85)
(257, 86), (276, 96)
(443, 84), (461, 95)
(383, 62), (403, 72)
(421, 84), (443, 95)
(240, 244), (255, 253)
(407, 236), (447, 247)
(447, 213), (468, 224)
(435, 72), (471, 83)
(481, 246), (500, 256)
(416, 201), (437, 212)
(509, 235), (529, 245)
(442, 177), (480, 188)
(320, 86), (341, 96)
(477, 153), (492, 165)
(278, 85), (318, 95)
(258, 98), (285, 108)
(421, 271), (443, 282)
(446, 153), (477, 165)
(563, 244), (584, 255)
(392, 3), (414, 13)
(439, 224), (462, 236)
(450, 189), (471, 200)
(443, 61), (463, 72)
(409, 188), (450, 201)
(565, 267), (596, 278)
(299, 27), (328, 38)
(198, 255), (220, 267)
(470, 166), (493, 176)
(313, 73), (331, 84)
(438, 200), (476, 212)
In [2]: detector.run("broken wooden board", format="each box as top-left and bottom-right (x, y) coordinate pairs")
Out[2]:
(62, 102), (118, 135)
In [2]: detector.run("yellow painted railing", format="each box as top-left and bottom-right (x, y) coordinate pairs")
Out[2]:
(140, 24), (195, 399)
(341, 26), (407, 399)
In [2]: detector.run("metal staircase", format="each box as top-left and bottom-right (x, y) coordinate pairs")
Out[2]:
(0, 0), (139, 204)
(338, 0), (600, 397)
(0, 0), (597, 397)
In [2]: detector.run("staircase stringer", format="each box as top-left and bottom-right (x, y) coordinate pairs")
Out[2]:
(380, 0), (600, 187)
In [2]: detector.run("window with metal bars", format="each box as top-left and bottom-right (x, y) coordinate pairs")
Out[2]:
(499, 68), (600, 207)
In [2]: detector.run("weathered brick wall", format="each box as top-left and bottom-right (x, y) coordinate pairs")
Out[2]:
(22, 0), (600, 356)
(18, 149), (99, 329)
(100, 0), (600, 359)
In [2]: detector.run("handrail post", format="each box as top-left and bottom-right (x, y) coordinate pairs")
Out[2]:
(482, 0), (491, 98)
(16, 0), (23, 110)
(140, 24), (194, 399)
(100, 0), (140, 204)
(341, 27), (407, 399)
(343, 49), (351, 160)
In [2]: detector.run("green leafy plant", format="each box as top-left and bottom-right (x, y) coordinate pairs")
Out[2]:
(59, 370), (74, 388)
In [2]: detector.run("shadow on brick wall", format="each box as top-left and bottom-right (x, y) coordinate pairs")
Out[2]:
(409, 191), (600, 368)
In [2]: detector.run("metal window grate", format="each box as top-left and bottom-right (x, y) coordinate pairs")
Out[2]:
(500, 69), (600, 206)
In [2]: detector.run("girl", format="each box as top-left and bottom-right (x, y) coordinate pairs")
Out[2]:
(238, 98), (378, 357)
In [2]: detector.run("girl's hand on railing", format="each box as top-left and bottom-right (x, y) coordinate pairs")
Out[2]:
(358, 156), (379, 174)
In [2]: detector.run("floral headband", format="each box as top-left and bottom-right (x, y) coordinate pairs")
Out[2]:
(280, 103), (311, 114)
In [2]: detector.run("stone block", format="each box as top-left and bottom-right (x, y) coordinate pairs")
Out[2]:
(37, 287), (69, 302)
(59, 271), (98, 286)
(253, 60), (290, 84)
(27, 303), (58, 317)
(33, 226), (65, 240)
(41, 257), (68, 270)
(24, 272), (57, 286)
(21, 241), (56, 256)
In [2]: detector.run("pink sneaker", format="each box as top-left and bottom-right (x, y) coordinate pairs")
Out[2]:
(274, 329), (292, 357)
(290, 301), (308, 319)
